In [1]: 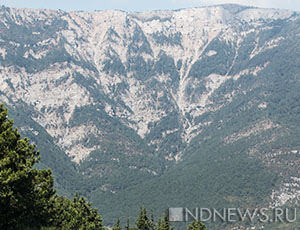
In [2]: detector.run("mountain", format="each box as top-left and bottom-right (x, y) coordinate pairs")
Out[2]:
(1, 4), (300, 229)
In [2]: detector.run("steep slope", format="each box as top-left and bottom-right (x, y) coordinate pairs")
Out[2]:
(1, 4), (300, 229)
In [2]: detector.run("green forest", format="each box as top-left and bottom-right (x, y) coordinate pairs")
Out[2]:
(0, 103), (206, 230)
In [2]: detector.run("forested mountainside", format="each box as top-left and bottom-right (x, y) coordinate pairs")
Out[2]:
(1, 4), (300, 229)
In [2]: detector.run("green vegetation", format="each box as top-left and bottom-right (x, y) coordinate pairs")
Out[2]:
(127, 25), (153, 56)
(3, 6), (300, 230)
(157, 212), (174, 230)
(0, 104), (104, 229)
(188, 38), (235, 78)
(0, 103), (207, 229)
(112, 219), (121, 230)
(0, 104), (55, 229)
(151, 32), (182, 47)
(187, 221), (207, 230)
(103, 48), (127, 76)
(48, 194), (104, 230)
(6, 102), (82, 196)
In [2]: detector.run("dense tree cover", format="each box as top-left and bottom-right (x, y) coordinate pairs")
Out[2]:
(0, 104), (55, 230)
(112, 219), (122, 230)
(8, 102), (84, 197)
(187, 221), (207, 230)
(123, 207), (205, 230)
(156, 212), (174, 230)
(0, 104), (104, 230)
(48, 194), (104, 230)
(135, 207), (155, 230)
(4, 6), (300, 230)
(0, 103), (205, 230)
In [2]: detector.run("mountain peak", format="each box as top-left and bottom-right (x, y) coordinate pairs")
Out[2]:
(217, 3), (252, 13)
(1, 4), (300, 227)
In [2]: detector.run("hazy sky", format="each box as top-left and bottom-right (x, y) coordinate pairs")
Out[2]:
(1, 0), (300, 12)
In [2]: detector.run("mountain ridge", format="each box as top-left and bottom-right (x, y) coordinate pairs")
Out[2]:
(1, 3), (297, 14)
(1, 4), (300, 228)
(0, 4), (297, 163)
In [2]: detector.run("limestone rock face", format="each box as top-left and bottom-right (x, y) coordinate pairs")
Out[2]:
(1, 4), (300, 224)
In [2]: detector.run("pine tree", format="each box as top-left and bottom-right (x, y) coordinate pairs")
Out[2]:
(50, 193), (104, 229)
(125, 219), (131, 230)
(0, 104), (55, 230)
(149, 210), (155, 230)
(0, 104), (104, 230)
(157, 212), (173, 230)
(186, 221), (207, 230)
(136, 207), (152, 230)
(157, 219), (163, 230)
(112, 218), (122, 230)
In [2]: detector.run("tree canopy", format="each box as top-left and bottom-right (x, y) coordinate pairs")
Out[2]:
(187, 221), (207, 230)
(0, 103), (207, 230)
(0, 104), (55, 229)
(0, 104), (104, 230)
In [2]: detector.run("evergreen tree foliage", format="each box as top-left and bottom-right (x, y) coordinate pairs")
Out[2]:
(135, 207), (154, 230)
(156, 212), (173, 230)
(0, 104), (55, 230)
(112, 218), (122, 230)
(49, 193), (104, 230)
(125, 219), (131, 230)
(187, 221), (207, 230)
(149, 210), (155, 230)
(0, 104), (104, 230)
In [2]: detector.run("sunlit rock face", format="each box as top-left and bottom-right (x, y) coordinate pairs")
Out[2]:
(2, 4), (300, 218)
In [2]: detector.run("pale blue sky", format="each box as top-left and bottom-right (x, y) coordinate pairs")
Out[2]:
(1, 0), (300, 12)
